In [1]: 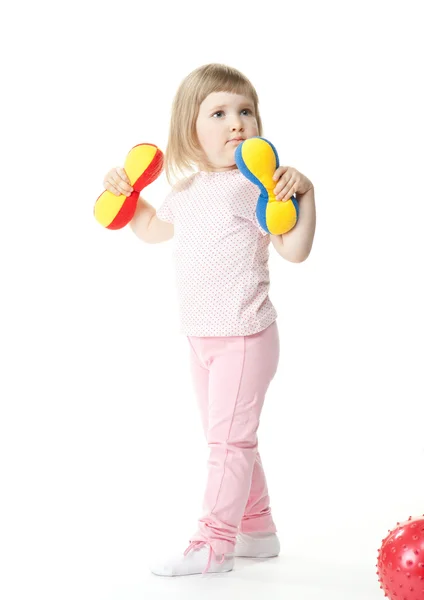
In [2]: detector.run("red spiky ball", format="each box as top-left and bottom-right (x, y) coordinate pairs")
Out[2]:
(376, 515), (424, 600)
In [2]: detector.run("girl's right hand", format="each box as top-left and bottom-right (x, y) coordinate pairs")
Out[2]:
(103, 167), (134, 197)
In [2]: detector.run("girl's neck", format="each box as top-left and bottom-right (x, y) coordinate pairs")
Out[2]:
(198, 165), (239, 174)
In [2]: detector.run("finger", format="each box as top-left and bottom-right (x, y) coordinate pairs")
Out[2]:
(111, 172), (133, 196)
(103, 170), (116, 188)
(105, 182), (124, 196)
(272, 167), (283, 182)
(274, 177), (289, 195)
(281, 185), (296, 202)
(274, 171), (293, 194)
(117, 167), (133, 188)
(272, 166), (289, 181)
(115, 175), (133, 195)
(276, 176), (296, 200)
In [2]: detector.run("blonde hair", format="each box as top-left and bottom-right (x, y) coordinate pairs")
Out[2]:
(164, 63), (263, 185)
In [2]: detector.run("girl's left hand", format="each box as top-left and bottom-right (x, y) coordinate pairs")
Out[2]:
(272, 166), (313, 201)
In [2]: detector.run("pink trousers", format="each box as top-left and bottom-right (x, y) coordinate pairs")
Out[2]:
(186, 320), (280, 558)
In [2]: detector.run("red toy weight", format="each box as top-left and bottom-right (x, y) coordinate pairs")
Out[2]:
(377, 515), (424, 600)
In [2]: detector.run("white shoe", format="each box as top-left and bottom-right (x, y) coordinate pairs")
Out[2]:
(150, 544), (234, 577)
(234, 532), (280, 558)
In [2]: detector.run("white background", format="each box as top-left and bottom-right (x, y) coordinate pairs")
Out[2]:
(1, 1), (423, 599)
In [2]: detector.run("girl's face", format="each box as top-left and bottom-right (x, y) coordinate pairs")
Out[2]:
(195, 91), (259, 172)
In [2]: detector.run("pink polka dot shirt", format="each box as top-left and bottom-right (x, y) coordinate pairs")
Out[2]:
(156, 169), (278, 337)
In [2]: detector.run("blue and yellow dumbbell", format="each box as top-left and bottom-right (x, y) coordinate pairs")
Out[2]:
(235, 137), (299, 235)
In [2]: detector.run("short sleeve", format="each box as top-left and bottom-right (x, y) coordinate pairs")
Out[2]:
(156, 190), (175, 224)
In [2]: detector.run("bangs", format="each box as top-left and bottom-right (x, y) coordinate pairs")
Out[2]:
(195, 65), (258, 106)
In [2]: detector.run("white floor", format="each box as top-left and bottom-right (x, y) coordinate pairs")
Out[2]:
(99, 554), (382, 600)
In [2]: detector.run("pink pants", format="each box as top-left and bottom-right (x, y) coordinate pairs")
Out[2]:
(186, 320), (280, 559)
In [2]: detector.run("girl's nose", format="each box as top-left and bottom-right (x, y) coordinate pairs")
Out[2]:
(231, 119), (244, 131)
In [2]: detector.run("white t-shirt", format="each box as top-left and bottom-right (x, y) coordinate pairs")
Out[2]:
(156, 169), (278, 337)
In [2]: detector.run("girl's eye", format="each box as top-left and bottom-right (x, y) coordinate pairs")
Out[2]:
(212, 109), (253, 118)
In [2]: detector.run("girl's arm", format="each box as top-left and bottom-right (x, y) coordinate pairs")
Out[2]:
(270, 187), (316, 263)
(129, 196), (174, 243)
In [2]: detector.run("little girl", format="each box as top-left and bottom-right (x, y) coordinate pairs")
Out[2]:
(103, 63), (316, 576)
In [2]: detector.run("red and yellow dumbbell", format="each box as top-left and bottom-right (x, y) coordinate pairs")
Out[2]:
(94, 143), (164, 230)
